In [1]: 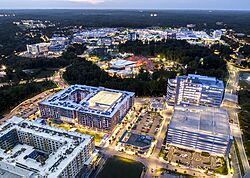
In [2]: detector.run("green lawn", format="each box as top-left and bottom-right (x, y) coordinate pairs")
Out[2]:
(76, 129), (103, 143)
(97, 156), (144, 178)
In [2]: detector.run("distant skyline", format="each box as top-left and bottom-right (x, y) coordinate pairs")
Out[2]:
(0, 0), (250, 10)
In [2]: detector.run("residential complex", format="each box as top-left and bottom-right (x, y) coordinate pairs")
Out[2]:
(0, 116), (96, 178)
(39, 85), (135, 131)
(166, 106), (233, 157)
(166, 74), (224, 107)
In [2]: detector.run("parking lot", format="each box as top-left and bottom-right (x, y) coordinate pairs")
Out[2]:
(129, 98), (164, 138)
(165, 146), (227, 174)
(133, 110), (163, 138)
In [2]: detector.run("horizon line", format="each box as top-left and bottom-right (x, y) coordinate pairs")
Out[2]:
(0, 8), (250, 11)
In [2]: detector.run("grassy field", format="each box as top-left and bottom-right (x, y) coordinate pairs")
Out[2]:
(97, 156), (144, 178)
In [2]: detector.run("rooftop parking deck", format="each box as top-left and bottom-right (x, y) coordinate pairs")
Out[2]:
(169, 105), (231, 137)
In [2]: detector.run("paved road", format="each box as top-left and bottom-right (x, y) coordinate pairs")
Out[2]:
(52, 67), (69, 89)
(100, 147), (212, 178)
(98, 100), (214, 178)
(222, 63), (250, 177)
(0, 89), (55, 123)
(152, 109), (171, 158)
(0, 67), (69, 123)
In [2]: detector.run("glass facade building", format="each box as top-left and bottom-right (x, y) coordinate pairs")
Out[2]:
(167, 74), (224, 107)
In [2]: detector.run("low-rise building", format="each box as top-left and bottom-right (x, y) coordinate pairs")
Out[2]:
(118, 131), (153, 155)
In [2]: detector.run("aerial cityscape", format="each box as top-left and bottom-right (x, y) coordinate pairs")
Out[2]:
(0, 1), (250, 178)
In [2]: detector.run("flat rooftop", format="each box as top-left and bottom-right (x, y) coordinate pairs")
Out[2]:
(88, 91), (123, 112)
(0, 117), (94, 178)
(110, 59), (136, 67)
(0, 169), (22, 178)
(119, 131), (152, 149)
(187, 74), (224, 88)
(169, 106), (231, 138)
(39, 85), (135, 117)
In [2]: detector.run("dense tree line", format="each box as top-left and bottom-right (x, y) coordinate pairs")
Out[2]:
(0, 81), (55, 117)
(119, 40), (227, 80)
(63, 57), (177, 96)
(210, 44), (233, 59)
(240, 45), (250, 59)
(0, 43), (86, 83)
(238, 89), (250, 160)
(3, 10), (250, 34)
(1, 56), (69, 83)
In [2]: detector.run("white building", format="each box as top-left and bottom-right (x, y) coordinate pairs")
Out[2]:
(50, 37), (69, 46)
(128, 32), (138, 41)
(97, 37), (113, 46)
(109, 59), (136, 70)
(166, 106), (232, 157)
(26, 43), (50, 56)
(0, 117), (96, 178)
(166, 74), (224, 107)
(213, 30), (223, 40)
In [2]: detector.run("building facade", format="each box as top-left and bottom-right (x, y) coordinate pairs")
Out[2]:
(166, 106), (233, 157)
(39, 85), (135, 131)
(0, 117), (96, 178)
(166, 74), (224, 107)
(26, 43), (50, 56)
(128, 32), (138, 41)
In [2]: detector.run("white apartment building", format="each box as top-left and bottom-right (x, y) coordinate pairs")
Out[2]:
(0, 117), (96, 178)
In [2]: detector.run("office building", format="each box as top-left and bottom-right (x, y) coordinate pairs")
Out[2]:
(166, 106), (232, 157)
(213, 30), (223, 40)
(50, 37), (69, 46)
(26, 43), (50, 56)
(39, 85), (135, 131)
(166, 74), (224, 107)
(128, 32), (138, 41)
(0, 116), (96, 178)
(97, 37), (113, 46)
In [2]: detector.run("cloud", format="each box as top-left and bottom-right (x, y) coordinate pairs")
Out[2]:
(69, 0), (105, 4)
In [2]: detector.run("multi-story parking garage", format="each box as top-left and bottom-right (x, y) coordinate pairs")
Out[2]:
(166, 106), (233, 157)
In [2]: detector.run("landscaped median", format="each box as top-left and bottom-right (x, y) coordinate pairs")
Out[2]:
(234, 137), (245, 176)
(75, 128), (104, 143)
(48, 120), (104, 143)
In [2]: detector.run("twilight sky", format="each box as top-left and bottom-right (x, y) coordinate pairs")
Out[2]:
(0, 0), (250, 10)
